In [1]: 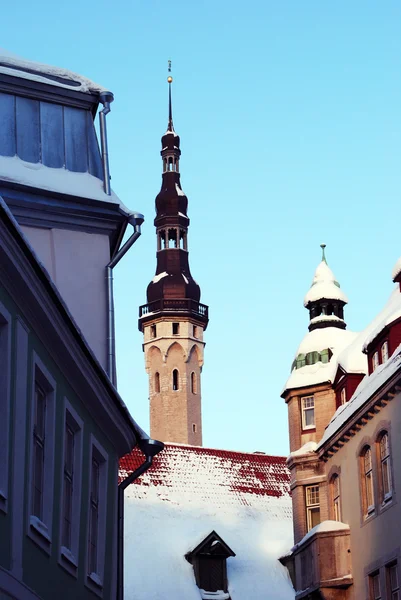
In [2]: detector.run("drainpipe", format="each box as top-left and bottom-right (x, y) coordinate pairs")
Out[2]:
(106, 213), (145, 385)
(99, 91), (114, 196)
(117, 438), (164, 600)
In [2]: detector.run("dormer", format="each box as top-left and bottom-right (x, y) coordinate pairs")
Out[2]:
(333, 365), (365, 409)
(185, 531), (235, 598)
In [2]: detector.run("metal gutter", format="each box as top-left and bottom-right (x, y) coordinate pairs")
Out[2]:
(117, 439), (164, 600)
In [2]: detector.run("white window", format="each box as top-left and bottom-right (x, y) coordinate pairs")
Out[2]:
(87, 436), (108, 592)
(362, 447), (375, 517)
(387, 563), (399, 600)
(0, 302), (12, 514)
(381, 341), (389, 363)
(301, 396), (315, 430)
(370, 571), (381, 600)
(306, 485), (320, 531)
(60, 400), (83, 576)
(379, 433), (392, 503)
(372, 351), (379, 372)
(28, 355), (56, 553)
(340, 387), (347, 405)
(332, 474), (341, 522)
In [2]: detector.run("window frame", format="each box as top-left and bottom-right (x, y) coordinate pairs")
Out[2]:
(28, 354), (56, 554)
(305, 484), (320, 531)
(372, 351), (379, 372)
(377, 432), (392, 505)
(172, 369), (179, 391)
(0, 302), (12, 515)
(59, 399), (84, 577)
(154, 372), (160, 394)
(361, 446), (375, 519)
(172, 322), (180, 335)
(369, 570), (382, 600)
(301, 396), (315, 431)
(386, 562), (400, 600)
(86, 435), (108, 594)
(331, 474), (341, 522)
(381, 341), (389, 364)
(191, 371), (197, 395)
(340, 387), (347, 405)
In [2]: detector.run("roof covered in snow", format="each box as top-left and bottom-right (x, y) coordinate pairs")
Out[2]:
(392, 256), (401, 281)
(283, 327), (358, 393)
(120, 443), (294, 600)
(318, 342), (401, 449)
(304, 261), (348, 307)
(0, 48), (107, 95)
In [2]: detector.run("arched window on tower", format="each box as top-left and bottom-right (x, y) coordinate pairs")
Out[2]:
(158, 230), (167, 250)
(168, 228), (178, 248)
(172, 369), (179, 391)
(191, 372), (197, 394)
(155, 372), (160, 393)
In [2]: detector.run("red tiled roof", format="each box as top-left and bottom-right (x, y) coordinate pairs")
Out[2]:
(119, 443), (291, 510)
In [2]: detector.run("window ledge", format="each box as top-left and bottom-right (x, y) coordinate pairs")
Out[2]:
(59, 546), (78, 577)
(88, 573), (103, 588)
(28, 515), (52, 554)
(0, 489), (7, 514)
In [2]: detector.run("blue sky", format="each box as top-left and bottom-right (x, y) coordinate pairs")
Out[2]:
(2, 1), (401, 455)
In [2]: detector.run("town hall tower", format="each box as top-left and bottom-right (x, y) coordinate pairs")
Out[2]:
(138, 73), (208, 446)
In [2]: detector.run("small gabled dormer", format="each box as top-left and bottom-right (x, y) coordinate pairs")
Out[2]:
(333, 365), (365, 409)
(185, 531), (235, 599)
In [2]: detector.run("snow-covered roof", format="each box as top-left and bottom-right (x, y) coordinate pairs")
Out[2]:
(304, 261), (348, 307)
(318, 343), (401, 449)
(289, 441), (317, 457)
(0, 155), (133, 213)
(291, 520), (349, 552)
(392, 256), (401, 281)
(283, 327), (357, 393)
(0, 48), (107, 94)
(120, 444), (294, 600)
(362, 286), (401, 351)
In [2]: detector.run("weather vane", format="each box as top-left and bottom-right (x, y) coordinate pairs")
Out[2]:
(167, 60), (173, 83)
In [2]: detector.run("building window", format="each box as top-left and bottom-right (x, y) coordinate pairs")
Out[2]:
(32, 383), (46, 521)
(0, 303), (11, 514)
(191, 372), (197, 394)
(192, 424), (197, 433)
(301, 396), (315, 430)
(378, 432), (392, 503)
(155, 372), (160, 393)
(331, 474), (341, 521)
(340, 387), (347, 405)
(172, 322), (180, 335)
(60, 401), (83, 576)
(193, 325), (198, 338)
(381, 341), (389, 363)
(387, 563), (399, 600)
(150, 324), (156, 338)
(173, 369), (179, 391)
(372, 351), (379, 372)
(87, 437), (108, 590)
(361, 446), (375, 517)
(369, 571), (381, 600)
(305, 485), (320, 531)
(29, 356), (56, 554)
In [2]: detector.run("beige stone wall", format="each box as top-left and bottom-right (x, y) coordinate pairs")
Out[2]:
(144, 317), (204, 445)
(324, 393), (401, 599)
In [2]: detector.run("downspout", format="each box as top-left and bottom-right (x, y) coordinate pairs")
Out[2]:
(99, 91), (114, 196)
(117, 438), (164, 600)
(106, 213), (144, 386)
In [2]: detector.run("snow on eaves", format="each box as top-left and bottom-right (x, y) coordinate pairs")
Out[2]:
(362, 286), (401, 351)
(0, 48), (107, 94)
(289, 441), (317, 457)
(392, 256), (401, 281)
(0, 155), (134, 215)
(318, 343), (401, 449)
(291, 521), (349, 552)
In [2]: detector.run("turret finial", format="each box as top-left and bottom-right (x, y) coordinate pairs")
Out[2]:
(167, 60), (173, 131)
(320, 243), (327, 263)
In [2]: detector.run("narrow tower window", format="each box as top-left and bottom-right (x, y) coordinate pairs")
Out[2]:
(301, 396), (315, 430)
(172, 369), (179, 391)
(191, 372), (197, 395)
(155, 372), (160, 394)
(172, 323), (180, 335)
(150, 324), (156, 339)
(192, 423), (197, 433)
(168, 228), (178, 248)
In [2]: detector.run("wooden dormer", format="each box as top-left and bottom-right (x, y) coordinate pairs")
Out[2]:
(185, 531), (235, 596)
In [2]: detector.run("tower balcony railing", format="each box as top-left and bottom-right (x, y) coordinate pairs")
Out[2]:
(139, 298), (208, 321)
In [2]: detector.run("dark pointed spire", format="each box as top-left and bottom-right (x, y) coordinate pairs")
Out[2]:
(321, 243), (327, 263)
(167, 60), (174, 132)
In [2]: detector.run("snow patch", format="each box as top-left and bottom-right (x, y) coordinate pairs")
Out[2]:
(289, 441), (317, 457)
(176, 183), (186, 196)
(304, 261), (348, 306)
(0, 155), (133, 214)
(292, 521), (349, 551)
(152, 272), (169, 284)
(0, 47), (107, 94)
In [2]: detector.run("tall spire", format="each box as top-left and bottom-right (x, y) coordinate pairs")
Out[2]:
(320, 243), (327, 263)
(167, 60), (174, 132)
